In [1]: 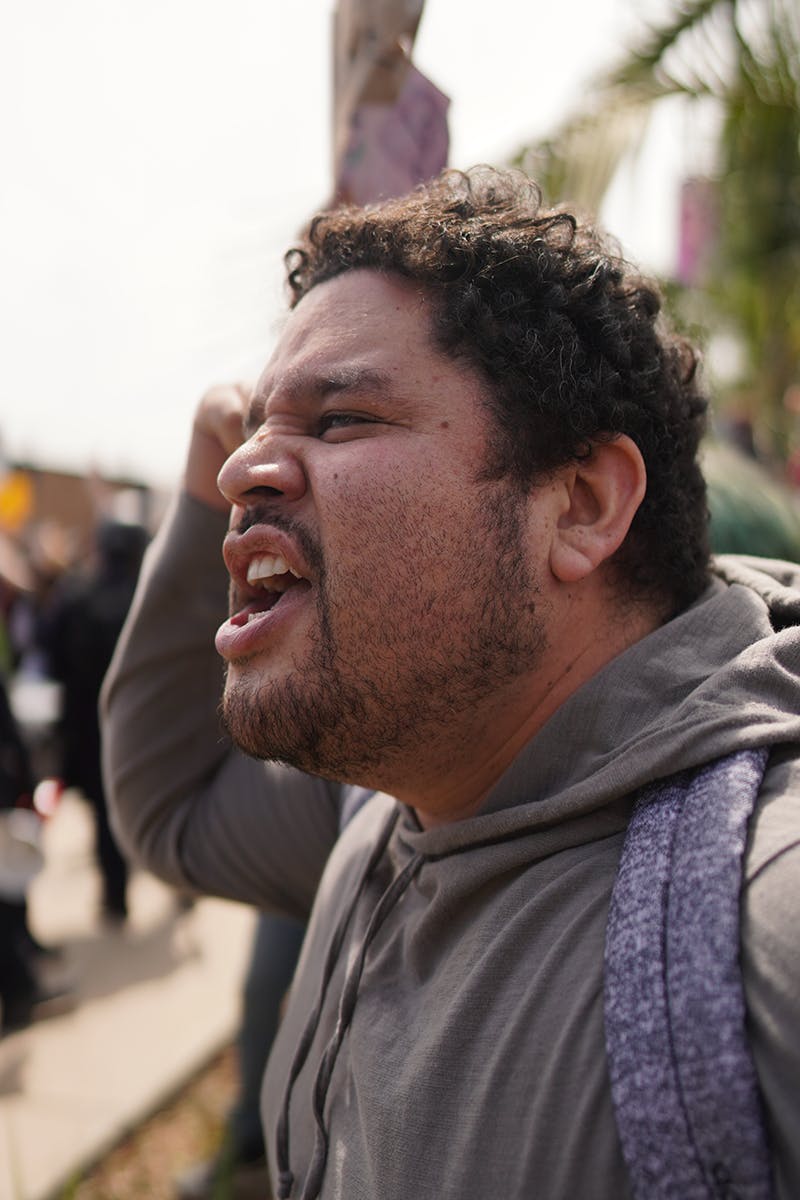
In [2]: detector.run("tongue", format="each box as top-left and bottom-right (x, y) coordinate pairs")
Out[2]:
(252, 577), (311, 615)
(258, 590), (284, 613)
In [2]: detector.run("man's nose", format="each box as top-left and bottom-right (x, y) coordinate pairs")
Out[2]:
(217, 435), (307, 506)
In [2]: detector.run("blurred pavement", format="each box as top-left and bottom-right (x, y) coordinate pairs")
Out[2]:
(0, 791), (256, 1200)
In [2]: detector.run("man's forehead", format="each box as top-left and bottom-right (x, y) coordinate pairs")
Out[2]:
(255, 270), (437, 400)
(283, 269), (431, 346)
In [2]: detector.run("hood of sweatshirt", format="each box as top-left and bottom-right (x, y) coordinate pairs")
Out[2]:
(395, 554), (800, 858)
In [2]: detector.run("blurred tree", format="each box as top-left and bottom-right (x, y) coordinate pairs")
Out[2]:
(704, 439), (800, 559)
(513, 0), (800, 459)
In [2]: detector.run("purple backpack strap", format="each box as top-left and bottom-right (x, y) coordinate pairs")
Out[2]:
(604, 748), (774, 1199)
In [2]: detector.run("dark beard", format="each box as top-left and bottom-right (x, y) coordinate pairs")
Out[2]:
(221, 482), (548, 787)
(222, 506), (388, 779)
(222, 655), (383, 781)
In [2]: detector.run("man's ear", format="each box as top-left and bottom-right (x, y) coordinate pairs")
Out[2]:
(549, 435), (646, 584)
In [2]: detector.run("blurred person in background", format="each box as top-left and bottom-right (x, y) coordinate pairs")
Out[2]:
(43, 519), (149, 925)
(0, 664), (41, 1031)
(0, 552), (71, 1032)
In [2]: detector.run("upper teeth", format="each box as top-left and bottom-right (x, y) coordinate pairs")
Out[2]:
(246, 554), (302, 589)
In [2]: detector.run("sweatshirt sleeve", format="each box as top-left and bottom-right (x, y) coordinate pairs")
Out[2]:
(741, 748), (800, 1200)
(101, 492), (341, 920)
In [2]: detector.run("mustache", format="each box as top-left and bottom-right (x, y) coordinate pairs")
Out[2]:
(234, 504), (324, 576)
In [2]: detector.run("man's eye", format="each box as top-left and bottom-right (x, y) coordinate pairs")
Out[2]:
(318, 412), (374, 436)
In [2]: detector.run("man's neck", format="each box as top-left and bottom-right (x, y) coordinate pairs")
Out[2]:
(399, 597), (664, 829)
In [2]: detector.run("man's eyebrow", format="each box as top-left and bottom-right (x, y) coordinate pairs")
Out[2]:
(246, 365), (396, 431)
(310, 365), (396, 399)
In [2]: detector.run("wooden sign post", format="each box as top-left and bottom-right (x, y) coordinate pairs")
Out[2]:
(332, 0), (449, 205)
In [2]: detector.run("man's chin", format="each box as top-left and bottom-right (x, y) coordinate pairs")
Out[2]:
(220, 667), (378, 784)
(221, 677), (279, 761)
(221, 669), (325, 770)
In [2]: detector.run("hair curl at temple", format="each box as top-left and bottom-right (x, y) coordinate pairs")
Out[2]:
(285, 167), (710, 613)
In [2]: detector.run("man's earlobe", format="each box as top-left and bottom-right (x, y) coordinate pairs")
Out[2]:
(549, 436), (647, 584)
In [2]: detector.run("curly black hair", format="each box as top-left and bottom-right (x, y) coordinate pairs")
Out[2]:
(285, 167), (710, 614)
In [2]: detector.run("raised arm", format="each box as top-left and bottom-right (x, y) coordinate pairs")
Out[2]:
(101, 386), (341, 919)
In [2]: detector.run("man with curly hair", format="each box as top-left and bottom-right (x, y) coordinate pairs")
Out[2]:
(103, 169), (799, 1199)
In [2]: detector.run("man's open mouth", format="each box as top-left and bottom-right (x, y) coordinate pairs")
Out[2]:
(237, 552), (311, 622)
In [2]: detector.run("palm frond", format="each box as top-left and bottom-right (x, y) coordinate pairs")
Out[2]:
(510, 0), (800, 459)
(612, 0), (733, 90)
(513, 90), (652, 213)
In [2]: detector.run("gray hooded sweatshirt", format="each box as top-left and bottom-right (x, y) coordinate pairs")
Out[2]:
(103, 494), (800, 1200)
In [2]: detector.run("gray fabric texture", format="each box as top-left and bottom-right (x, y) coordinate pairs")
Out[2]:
(605, 748), (773, 1200)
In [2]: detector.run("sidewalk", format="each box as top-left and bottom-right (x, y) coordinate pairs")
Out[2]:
(0, 791), (256, 1200)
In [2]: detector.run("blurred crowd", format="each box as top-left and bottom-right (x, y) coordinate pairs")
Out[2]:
(0, 500), (149, 1032)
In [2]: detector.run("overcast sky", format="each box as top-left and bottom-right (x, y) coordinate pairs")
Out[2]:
(0, 0), (701, 489)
